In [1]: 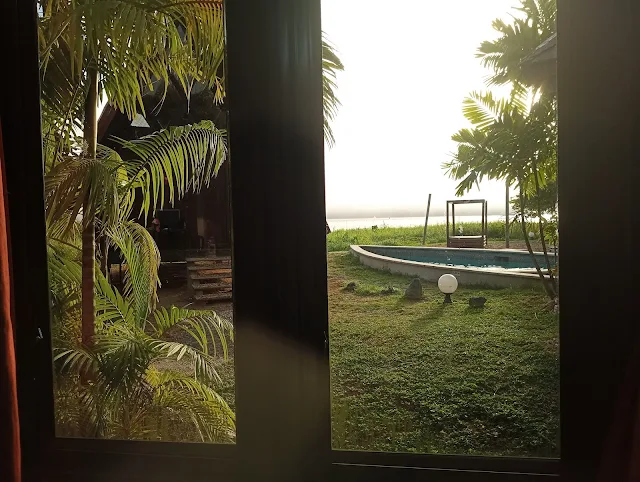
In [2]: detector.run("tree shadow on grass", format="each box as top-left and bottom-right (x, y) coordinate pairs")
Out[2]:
(394, 297), (426, 308)
(409, 302), (450, 326)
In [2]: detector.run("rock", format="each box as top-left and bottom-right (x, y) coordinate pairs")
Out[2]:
(404, 278), (423, 300)
(343, 282), (357, 292)
(469, 296), (487, 308)
(380, 286), (396, 295)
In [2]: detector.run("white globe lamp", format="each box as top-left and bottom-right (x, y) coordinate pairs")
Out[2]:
(438, 274), (458, 304)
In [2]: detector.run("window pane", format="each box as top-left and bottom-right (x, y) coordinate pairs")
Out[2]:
(323, 0), (559, 457)
(41, 1), (235, 443)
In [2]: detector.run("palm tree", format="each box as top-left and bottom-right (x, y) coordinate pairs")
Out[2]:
(39, 0), (226, 347)
(39, 0), (344, 439)
(50, 242), (234, 441)
(40, 0), (344, 348)
(444, 89), (558, 299)
(476, 0), (556, 87)
(45, 120), (227, 313)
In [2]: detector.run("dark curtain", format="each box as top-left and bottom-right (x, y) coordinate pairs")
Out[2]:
(0, 119), (20, 481)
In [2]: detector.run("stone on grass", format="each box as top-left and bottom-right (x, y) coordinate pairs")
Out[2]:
(380, 286), (397, 295)
(469, 297), (487, 308)
(404, 278), (423, 300)
(343, 282), (357, 292)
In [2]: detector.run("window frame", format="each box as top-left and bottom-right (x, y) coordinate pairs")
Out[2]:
(3, 0), (639, 481)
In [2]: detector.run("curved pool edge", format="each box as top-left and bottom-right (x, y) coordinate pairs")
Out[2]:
(350, 245), (547, 289)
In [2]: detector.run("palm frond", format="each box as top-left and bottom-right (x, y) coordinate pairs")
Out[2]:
(44, 149), (125, 235)
(151, 306), (233, 358)
(94, 322), (155, 393)
(146, 369), (234, 442)
(462, 91), (506, 129)
(39, 0), (225, 121)
(113, 120), (227, 220)
(322, 36), (345, 147)
(104, 221), (161, 320)
(476, 0), (556, 87)
(94, 273), (137, 327)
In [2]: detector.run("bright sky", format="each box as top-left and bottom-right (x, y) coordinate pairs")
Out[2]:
(322, 0), (519, 218)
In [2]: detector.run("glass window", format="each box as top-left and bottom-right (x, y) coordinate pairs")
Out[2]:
(323, 0), (559, 457)
(39, 1), (235, 443)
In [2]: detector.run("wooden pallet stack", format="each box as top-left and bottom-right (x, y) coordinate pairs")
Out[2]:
(186, 255), (232, 302)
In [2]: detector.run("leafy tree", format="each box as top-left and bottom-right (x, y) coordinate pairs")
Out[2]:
(45, 120), (227, 314)
(39, 0), (227, 346)
(444, 0), (558, 300)
(39, 0), (344, 440)
(445, 89), (558, 298)
(477, 0), (556, 87)
(51, 241), (234, 441)
(40, 0), (345, 339)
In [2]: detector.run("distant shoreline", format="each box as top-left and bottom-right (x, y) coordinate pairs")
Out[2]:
(327, 215), (507, 231)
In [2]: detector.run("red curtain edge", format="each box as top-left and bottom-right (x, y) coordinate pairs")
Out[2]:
(0, 117), (21, 482)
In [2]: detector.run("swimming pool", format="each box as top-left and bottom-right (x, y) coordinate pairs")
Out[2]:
(351, 245), (553, 289)
(362, 245), (549, 270)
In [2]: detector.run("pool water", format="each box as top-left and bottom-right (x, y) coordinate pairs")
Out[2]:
(363, 246), (550, 270)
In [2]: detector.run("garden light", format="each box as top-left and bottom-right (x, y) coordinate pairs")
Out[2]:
(438, 274), (458, 304)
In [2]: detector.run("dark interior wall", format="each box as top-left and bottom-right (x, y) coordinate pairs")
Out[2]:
(99, 82), (232, 253)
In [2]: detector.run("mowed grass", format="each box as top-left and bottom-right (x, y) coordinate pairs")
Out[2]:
(328, 252), (559, 457)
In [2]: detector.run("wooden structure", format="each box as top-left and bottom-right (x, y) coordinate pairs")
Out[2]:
(446, 199), (488, 248)
(187, 253), (232, 302)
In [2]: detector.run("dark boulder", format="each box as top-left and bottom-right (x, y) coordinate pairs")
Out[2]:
(469, 297), (487, 308)
(404, 278), (423, 300)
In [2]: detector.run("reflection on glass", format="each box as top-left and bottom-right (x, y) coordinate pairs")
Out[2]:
(40, 0), (235, 442)
(323, 0), (559, 457)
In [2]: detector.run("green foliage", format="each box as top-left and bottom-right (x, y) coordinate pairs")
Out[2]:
(445, 89), (557, 197)
(326, 222), (536, 252)
(44, 120), (227, 235)
(39, 0), (344, 442)
(476, 0), (556, 87)
(328, 253), (559, 456)
(511, 180), (557, 217)
(444, 0), (558, 298)
(445, 0), (557, 196)
(39, 0), (225, 126)
(322, 37), (345, 147)
(53, 272), (235, 442)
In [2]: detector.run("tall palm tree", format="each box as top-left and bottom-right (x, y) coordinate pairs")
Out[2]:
(39, 0), (344, 344)
(444, 89), (558, 298)
(45, 120), (227, 313)
(39, 0), (226, 347)
(444, 0), (558, 300)
(50, 238), (234, 441)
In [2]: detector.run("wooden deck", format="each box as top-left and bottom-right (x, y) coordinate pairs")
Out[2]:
(447, 235), (487, 249)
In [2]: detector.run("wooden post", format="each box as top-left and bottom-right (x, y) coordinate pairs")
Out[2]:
(484, 200), (488, 247)
(452, 204), (456, 236)
(446, 201), (450, 247)
(505, 181), (510, 248)
(421, 194), (432, 245)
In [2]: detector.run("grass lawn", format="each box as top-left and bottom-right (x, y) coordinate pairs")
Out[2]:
(326, 222), (549, 252)
(328, 252), (559, 457)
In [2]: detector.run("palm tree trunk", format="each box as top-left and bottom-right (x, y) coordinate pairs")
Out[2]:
(99, 236), (109, 280)
(531, 162), (558, 295)
(518, 184), (555, 300)
(81, 66), (99, 347)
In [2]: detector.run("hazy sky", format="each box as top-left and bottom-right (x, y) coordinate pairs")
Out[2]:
(321, 0), (519, 218)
